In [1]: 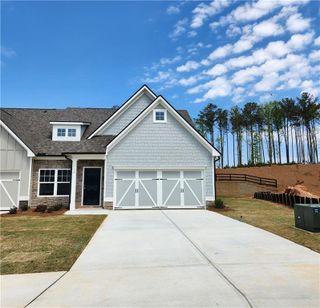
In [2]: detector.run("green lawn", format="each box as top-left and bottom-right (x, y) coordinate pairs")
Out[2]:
(210, 197), (320, 253)
(0, 215), (106, 275)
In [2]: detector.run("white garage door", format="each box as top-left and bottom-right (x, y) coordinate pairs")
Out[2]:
(0, 172), (20, 210)
(114, 170), (204, 209)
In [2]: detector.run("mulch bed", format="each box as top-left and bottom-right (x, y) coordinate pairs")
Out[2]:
(207, 206), (234, 212)
(1, 209), (67, 218)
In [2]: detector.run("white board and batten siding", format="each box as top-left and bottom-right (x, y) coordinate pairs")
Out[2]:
(105, 102), (214, 207)
(0, 125), (32, 209)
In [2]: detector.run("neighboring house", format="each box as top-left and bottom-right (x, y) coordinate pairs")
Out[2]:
(0, 85), (220, 211)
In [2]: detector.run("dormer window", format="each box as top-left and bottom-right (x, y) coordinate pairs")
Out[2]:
(153, 109), (167, 123)
(57, 128), (66, 137)
(68, 128), (76, 137)
(50, 121), (90, 141)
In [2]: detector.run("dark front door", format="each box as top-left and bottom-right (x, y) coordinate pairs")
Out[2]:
(83, 168), (101, 206)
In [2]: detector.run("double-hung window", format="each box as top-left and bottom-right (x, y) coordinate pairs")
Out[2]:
(38, 169), (71, 196)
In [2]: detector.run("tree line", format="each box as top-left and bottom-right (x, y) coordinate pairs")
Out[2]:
(194, 92), (320, 168)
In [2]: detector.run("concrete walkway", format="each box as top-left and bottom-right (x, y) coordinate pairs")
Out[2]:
(26, 210), (319, 308)
(64, 208), (110, 215)
(1, 271), (66, 308)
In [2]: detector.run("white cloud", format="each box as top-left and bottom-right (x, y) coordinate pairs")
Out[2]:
(188, 30), (198, 37)
(254, 72), (279, 91)
(166, 5), (180, 15)
(202, 77), (232, 100)
(169, 18), (188, 39)
(226, 24), (242, 37)
(314, 36), (320, 46)
(287, 31), (314, 50)
(205, 63), (228, 76)
(176, 60), (201, 72)
(252, 20), (284, 37)
(144, 71), (171, 83)
(191, 0), (232, 28)
(233, 39), (253, 53)
(232, 66), (261, 85)
(286, 13), (311, 33)
(309, 50), (320, 62)
(224, 0), (309, 24)
(179, 76), (199, 86)
(208, 44), (233, 60)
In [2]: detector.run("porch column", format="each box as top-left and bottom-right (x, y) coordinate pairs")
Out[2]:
(70, 158), (78, 210)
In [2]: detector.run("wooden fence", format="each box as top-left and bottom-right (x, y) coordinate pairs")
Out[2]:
(217, 174), (277, 187)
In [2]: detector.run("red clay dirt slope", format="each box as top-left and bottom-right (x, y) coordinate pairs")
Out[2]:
(216, 164), (320, 196)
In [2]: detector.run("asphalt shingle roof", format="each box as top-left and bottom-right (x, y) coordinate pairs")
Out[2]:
(0, 107), (193, 156)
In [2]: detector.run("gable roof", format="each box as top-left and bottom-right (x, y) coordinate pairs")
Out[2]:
(0, 106), (193, 156)
(106, 96), (221, 157)
(88, 84), (157, 139)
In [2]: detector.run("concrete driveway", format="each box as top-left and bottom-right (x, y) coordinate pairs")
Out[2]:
(29, 210), (319, 307)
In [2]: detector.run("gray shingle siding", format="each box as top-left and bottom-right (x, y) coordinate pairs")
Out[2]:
(105, 104), (213, 200)
(100, 94), (153, 135)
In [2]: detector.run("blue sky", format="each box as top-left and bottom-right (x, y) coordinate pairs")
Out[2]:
(1, 0), (319, 118)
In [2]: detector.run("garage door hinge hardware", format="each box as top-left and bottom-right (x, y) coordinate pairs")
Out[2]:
(115, 178), (122, 181)
(181, 189), (184, 193)
(135, 189), (138, 193)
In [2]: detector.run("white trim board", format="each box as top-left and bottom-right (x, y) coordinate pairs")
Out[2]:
(88, 85), (157, 139)
(0, 120), (35, 157)
(106, 96), (220, 157)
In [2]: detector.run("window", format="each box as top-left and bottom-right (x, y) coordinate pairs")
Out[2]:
(57, 128), (66, 137)
(68, 128), (76, 137)
(39, 169), (71, 196)
(153, 109), (167, 123)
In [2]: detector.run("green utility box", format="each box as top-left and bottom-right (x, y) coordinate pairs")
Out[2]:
(294, 203), (320, 232)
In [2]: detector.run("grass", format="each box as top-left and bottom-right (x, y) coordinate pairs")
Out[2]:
(210, 197), (320, 253)
(0, 215), (106, 275)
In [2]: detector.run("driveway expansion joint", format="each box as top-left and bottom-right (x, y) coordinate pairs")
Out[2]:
(24, 271), (68, 308)
(161, 210), (254, 308)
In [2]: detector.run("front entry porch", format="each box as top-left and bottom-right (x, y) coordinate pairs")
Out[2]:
(68, 155), (106, 210)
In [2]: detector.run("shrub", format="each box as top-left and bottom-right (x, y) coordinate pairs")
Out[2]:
(9, 206), (17, 214)
(19, 203), (28, 211)
(47, 205), (55, 213)
(34, 204), (47, 213)
(214, 199), (225, 209)
(53, 203), (63, 211)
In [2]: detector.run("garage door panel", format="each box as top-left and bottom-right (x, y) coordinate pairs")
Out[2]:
(0, 171), (20, 210)
(0, 185), (15, 208)
(184, 180), (202, 206)
(139, 180), (157, 206)
(163, 180), (181, 207)
(116, 180), (135, 207)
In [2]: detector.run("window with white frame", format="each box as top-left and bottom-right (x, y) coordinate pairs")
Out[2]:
(68, 128), (76, 137)
(38, 169), (71, 196)
(153, 109), (167, 123)
(57, 128), (66, 137)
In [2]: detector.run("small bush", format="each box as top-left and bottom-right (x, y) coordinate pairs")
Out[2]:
(19, 203), (29, 211)
(34, 204), (47, 213)
(9, 206), (17, 214)
(214, 199), (225, 209)
(53, 203), (63, 211)
(47, 205), (55, 213)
